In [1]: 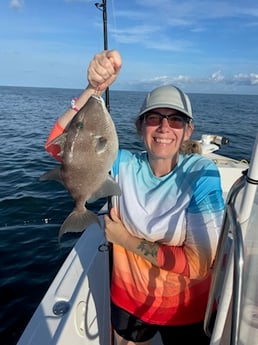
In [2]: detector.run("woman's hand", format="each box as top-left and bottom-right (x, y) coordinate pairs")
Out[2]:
(87, 50), (122, 91)
(104, 208), (160, 266)
(104, 208), (129, 246)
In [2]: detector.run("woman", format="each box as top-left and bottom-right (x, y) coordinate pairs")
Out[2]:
(45, 50), (224, 344)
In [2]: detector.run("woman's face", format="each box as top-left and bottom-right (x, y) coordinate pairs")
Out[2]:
(139, 108), (193, 162)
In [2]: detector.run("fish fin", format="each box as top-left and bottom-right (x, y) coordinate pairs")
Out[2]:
(87, 175), (121, 203)
(58, 209), (100, 240)
(39, 167), (64, 185)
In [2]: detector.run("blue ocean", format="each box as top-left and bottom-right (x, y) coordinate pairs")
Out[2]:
(0, 86), (257, 344)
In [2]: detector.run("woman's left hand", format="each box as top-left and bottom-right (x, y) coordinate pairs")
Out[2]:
(104, 208), (160, 266)
(104, 208), (130, 246)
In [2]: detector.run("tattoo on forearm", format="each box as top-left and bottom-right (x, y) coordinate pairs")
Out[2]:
(137, 240), (158, 258)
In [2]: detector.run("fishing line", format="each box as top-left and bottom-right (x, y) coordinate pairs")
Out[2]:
(110, 0), (119, 49)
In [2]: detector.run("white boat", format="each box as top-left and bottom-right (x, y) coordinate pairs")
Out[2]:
(17, 131), (258, 345)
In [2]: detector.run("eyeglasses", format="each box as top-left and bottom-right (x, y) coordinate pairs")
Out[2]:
(143, 111), (189, 129)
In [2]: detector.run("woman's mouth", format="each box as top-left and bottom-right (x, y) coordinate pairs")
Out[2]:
(154, 137), (173, 144)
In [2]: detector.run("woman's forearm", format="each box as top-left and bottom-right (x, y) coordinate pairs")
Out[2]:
(48, 49), (122, 132)
(123, 234), (160, 266)
(105, 209), (189, 270)
(57, 85), (101, 129)
(120, 234), (189, 276)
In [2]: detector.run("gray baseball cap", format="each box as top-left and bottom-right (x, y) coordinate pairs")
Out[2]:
(138, 85), (193, 119)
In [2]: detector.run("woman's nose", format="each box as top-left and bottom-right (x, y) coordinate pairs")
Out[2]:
(158, 117), (170, 130)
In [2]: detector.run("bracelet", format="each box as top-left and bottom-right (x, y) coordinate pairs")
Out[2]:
(71, 97), (79, 112)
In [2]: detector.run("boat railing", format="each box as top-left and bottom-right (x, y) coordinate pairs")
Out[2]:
(204, 172), (246, 344)
(205, 131), (258, 345)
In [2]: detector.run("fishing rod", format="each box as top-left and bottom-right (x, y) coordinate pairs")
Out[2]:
(95, 0), (110, 112)
(94, 0), (112, 215)
(95, 0), (114, 216)
(94, 4), (115, 345)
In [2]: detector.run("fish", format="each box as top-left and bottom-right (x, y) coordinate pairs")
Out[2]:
(40, 95), (121, 240)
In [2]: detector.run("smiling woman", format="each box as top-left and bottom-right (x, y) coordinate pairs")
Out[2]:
(133, 85), (194, 176)
(39, 49), (225, 344)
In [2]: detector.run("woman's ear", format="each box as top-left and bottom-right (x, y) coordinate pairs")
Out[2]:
(135, 118), (143, 136)
(184, 121), (194, 141)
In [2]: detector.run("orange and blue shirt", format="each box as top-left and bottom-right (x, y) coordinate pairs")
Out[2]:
(110, 149), (224, 325)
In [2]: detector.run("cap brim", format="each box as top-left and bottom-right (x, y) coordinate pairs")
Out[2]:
(139, 104), (192, 119)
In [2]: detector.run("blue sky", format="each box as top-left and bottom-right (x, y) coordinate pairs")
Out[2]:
(1, 0), (258, 94)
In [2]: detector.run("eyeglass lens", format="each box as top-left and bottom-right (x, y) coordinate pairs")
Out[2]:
(144, 112), (187, 129)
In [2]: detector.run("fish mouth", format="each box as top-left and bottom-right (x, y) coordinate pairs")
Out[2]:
(154, 137), (173, 144)
(91, 94), (104, 103)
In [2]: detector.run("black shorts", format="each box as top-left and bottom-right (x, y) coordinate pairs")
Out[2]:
(111, 302), (212, 344)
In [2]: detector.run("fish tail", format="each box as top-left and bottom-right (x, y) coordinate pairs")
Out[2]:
(58, 209), (100, 240)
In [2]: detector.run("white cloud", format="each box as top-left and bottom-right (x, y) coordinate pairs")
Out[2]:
(112, 9), (146, 21)
(136, 0), (258, 21)
(110, 24), (193, 52)
(145, 37), (193, 52)
(124, 69), (258, 92)
(211, 71), (225, 82)
(232, 73), (258, 85)
(10, 0), (23, 9)
(110, 25), (160, 44)
(208, 71), (258, 86)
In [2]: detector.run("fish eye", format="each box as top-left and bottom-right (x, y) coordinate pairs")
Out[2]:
(76, 122), (84, 129)
(96, 136), (107, 154)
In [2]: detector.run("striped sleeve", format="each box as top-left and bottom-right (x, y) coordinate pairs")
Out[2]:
(44, 121), (64, 162)
(157, 244), (190, 275)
